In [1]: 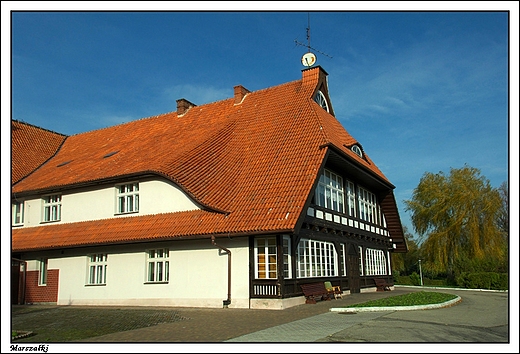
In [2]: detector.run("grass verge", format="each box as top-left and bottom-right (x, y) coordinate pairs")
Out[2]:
(344, 291), (458, 308)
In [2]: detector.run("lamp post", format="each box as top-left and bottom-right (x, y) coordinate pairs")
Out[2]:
(418, 259), (423, 286)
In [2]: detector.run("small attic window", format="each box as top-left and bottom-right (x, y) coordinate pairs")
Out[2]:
(314, 90), (329, 112)
(103, 151), (119, 158)
(351, 145), (363, 158)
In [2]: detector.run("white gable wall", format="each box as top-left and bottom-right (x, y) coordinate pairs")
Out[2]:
(25, 237), (251, 308)
(17, 176), (201, 227)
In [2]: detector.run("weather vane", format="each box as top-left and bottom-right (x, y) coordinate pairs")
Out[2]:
(294, 13), (332, 67)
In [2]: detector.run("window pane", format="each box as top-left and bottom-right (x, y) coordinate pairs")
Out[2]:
(119, 196), (125, 213)
(157, 262), (163, 281)
(90, 266), (95, 284)
(148, 262), (155, 281)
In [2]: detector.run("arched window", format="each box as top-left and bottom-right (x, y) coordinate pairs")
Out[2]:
(314, 90), (329, 112)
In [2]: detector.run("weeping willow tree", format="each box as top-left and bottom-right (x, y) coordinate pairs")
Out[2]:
(404, 165), (505, 280)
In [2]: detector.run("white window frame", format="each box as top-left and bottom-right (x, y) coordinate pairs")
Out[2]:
(358, 246), (364, 276)
(255, 237), (277, 279)
(12, 200), (24, 226)
(339, 243), (346, 277)
(316, 169), (345, 213)
(364, 248), (387, 276)
(346, 180), (356, 217)
(358, 186), (381, 225)
(87, 254), (108, 285)
(146, 248), (169, 283)
(39, 258), (48, 286)
(351, 145), (363, 158)
(42, 194), (61, 222)
(387, 250), (392, 276)
(296, 239), (338, 278)
(314, 90), (329, 112)
(116, 182), (139, 214)
(282, 235), (292, 279)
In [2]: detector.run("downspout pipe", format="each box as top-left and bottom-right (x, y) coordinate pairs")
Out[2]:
(211, 236), (231, 308)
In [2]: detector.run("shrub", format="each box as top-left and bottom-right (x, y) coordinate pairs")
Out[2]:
(394, 275), (413, 285)
(456, 272), (508, 290)
(409, 272), (421, 286)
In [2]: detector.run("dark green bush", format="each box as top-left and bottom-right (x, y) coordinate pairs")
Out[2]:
(456, 272), (508, 290)
(393, 275), (413, 285)
(409, 272), (421, 286)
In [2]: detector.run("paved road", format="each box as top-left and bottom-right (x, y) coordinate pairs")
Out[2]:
(321, 288), (509, 343)
(10, 286), (514, 352)
(226, 288), (510, 344)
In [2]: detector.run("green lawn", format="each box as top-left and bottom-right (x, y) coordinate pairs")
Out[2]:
(345, 291), (458, 308)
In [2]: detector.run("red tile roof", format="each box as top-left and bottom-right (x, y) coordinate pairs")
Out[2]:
(11, 120), (67, 184)
(12, 66), (404, 252)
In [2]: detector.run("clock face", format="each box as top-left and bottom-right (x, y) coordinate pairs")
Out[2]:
(301, 52), (316, 67)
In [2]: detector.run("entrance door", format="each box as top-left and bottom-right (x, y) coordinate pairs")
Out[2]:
(347, 245), (360, 293)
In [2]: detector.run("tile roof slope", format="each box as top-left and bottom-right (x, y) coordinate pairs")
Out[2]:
(12, 210), (228, 252)
(11, 120), (67, 185)
(12, 66), (402, 251)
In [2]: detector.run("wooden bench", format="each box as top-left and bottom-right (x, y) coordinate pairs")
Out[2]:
(300, 282), (332, 304)
(374, 278), (392, 291)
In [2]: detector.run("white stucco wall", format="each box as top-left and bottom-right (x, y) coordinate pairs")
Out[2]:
(15, 176), (201, 227)
(29, 237), (251, 308)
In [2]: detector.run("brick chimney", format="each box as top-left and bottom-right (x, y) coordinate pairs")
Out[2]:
(176, 98), (196, 116)
(233, 85), (250, 104)
(302, 65), (328, 85)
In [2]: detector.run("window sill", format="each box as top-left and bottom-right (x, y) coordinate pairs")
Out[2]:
(40, 220), (61, 224)
(85, 283), (106, 287)
(143, 281), (169, 285)
(114, 211), (139, 216)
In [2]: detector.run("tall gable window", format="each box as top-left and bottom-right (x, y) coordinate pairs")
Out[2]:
(358, 186), (381, 225)
(346, 181), (356, 217)
(316, 169), (344, 213)
(116, 183), (139, 214)
(87, 254), (107, 285)
(146, 248), (169, 283)
(42, 195), (61, 222)
(12, 200), (24, 226)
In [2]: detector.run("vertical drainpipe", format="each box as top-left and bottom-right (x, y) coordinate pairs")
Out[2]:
(211, 236), (231, 308)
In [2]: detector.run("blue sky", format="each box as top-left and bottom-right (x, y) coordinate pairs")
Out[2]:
(4, 3), (518, 241)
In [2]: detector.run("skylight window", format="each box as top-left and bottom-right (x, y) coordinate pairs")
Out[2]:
(57, 160), (72, 167)
(103, 151), (119, 158)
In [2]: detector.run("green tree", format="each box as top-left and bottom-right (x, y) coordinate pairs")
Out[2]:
(404, 165), (505, 281)
(392, 226), (420, 275)
(497, 181), (508, 236)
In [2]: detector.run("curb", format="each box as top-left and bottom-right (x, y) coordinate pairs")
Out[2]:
(394, 285), (508, 293)
(12, 331), (33, 341)
(329, 295), (462, 313)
